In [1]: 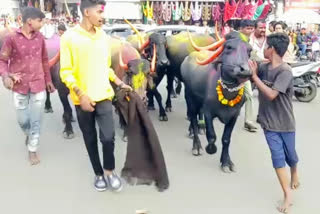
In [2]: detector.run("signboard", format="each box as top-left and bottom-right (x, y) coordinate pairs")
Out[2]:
(286, 0), (320, 9)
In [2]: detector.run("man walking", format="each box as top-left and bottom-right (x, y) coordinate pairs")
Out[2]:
(60, 0), (132, 192)
(0, 7), (55, 165)
(239, 19), (258, 132)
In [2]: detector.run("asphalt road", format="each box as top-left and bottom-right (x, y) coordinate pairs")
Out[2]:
(0, 82), (319, 214)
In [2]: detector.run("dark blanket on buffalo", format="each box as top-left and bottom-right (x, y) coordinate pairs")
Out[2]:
(115, 90), (169, 192)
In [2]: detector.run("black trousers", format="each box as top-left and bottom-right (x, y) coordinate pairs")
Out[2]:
(75, 100), (115, 176)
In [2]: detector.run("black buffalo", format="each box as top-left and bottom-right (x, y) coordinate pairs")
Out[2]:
(181, 31), (252, 173)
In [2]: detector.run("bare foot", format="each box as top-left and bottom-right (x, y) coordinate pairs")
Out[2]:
(277, 194), (293, 213)
(28, 152), (40, 165)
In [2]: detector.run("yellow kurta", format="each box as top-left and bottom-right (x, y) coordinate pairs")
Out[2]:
(60, 25), (116, 105)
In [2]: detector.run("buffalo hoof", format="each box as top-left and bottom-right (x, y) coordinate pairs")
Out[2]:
(171, 93), (177, 98)
(122, 135), (128, 142)
(63, 130), (74, 139)
(221, 165), (232, 173)
(165, 107), (172, 112)
(192, 139), (203, 156)
(192, 146), (203, 156)
(159, 115), (168, 121)
(198, 127), (206, 135)
(148, 106), (156, 111)
(221, 161), (236, 173)
(44, 107), (53, 113)
(205, 144), (217, 155)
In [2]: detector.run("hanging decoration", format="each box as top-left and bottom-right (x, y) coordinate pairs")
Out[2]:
(28, 0), (32, 7)
(143, 0), (153, 20)
(202, 2), (211, 22)
(253, 0), (266, 20)
(162, 1), (172, 23)
(212, 3), (222, 23)
(153, 1), (162, 24)
(191, 1), (202, 22)
(182, 1), (192, 22)
(258, 0), (272, 20)
(224, 0), (239, 23)
(234, 0), (245, 19)
(172, 1), (183, 22)
(35, 0), (39, 8)
(241, 0), (259, 20)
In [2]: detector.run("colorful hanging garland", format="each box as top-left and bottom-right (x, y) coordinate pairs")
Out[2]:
(182, 1), (191, 22)
(143, 0), (153, 20)
(191, 1), (202, 22)
(172, 1), (183, 21)
(216, 79), (244, 107)
(224, 0), (240, 23)
(258, 0), (272, 20)
(202, 2), (211, 21)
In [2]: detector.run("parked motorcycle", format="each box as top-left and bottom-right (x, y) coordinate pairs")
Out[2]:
(291, 61), (320, 102)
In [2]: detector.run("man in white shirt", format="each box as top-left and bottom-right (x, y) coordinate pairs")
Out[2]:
(250, 20), (267, 62)
(40, 18), (55, 39)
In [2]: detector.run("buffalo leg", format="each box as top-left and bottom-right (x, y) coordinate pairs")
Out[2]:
(220, 117), (238, 173)
(198, 109), (205, 135)
(147, 71), (165, 111)
(175, 79), (182, 95)
(148, 72), (168, 121)
(147, 90), (156, 110)
(185, 90), (202, 156)
(44, 90), (53, 113)
(153, 88), (168, 121)
(165, 73), (174, 112)
(204, 113), (217, 155)
(58, 85), (74, 139)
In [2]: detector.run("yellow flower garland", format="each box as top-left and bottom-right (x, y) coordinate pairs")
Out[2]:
(216, 80), (244, 107)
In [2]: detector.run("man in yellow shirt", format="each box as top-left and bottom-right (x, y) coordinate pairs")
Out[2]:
(60, 0), (131, 192)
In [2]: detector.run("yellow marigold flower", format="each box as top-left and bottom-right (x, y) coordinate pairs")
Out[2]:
(221, 99), (228, 105)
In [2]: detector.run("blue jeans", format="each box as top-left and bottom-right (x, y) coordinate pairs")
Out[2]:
(298, 44), (307, 56)
(13, 91), (46, 152)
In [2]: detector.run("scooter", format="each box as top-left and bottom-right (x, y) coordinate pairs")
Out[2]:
(291, 61), (320, 102)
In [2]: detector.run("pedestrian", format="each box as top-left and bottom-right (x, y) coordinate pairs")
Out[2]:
(297, 27), (308, 57)
(238, 19), (258, 132)
(250, 20), (267, 62)
(273, 21), (296, 63)
(60, 0), (132, 192)
(249, 33), (300, 213)
(0, 7), (55, 165)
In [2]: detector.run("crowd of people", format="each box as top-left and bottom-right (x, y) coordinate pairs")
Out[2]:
(0, 0), (308, 213)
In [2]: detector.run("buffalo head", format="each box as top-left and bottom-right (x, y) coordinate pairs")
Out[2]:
(189, 29), (252, 85)
(117, 43), (155, 102)
(218, 32), (252, 84)
(125, 19), (169, 68)
(140, 33), (170, 68)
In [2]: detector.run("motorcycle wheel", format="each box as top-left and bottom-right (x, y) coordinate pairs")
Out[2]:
(295, 83), (317, 102)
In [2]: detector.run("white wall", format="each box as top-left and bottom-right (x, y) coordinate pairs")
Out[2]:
(105, 1), (142, 20)
(0, 0), (19, 16)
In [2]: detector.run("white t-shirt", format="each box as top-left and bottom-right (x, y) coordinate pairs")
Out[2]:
(249, 34), (266, 61)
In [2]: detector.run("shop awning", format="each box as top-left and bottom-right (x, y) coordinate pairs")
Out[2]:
(279, 9), (320, 24)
